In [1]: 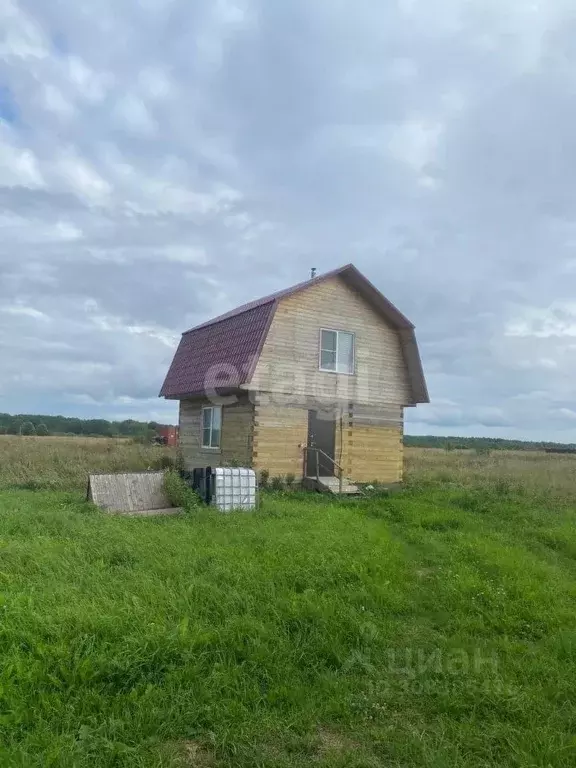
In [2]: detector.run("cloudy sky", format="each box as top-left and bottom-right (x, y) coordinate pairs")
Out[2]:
(1, 0), (576, 439)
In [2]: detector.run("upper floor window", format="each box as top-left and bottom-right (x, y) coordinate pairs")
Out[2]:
(202, 405), (221, 448)
(319, 329), (355, 375)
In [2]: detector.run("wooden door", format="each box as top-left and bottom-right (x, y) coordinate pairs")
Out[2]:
(307, 410), (336, 476)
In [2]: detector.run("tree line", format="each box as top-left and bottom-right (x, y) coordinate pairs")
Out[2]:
(0, 413), (172, 438)
(403, 435), (576, 452)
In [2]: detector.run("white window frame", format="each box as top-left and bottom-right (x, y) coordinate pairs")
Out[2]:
(201, 405), (222, 449)
(319, 328), (356, 375)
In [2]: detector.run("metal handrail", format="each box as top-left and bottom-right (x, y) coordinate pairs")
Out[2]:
(303, 445), (344, 494)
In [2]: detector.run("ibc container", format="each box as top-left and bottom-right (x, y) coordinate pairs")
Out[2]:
(213, 467), (257, 512)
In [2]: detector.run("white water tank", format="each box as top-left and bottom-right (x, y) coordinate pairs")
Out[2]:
(212, 467), (257, 512)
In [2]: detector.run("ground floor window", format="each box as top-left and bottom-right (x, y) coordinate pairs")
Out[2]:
(202, 405), (222, 448)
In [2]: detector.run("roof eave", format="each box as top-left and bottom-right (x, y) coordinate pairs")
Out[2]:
(398, 328), (429, 404)
(160, 385), (246, 401)
(337, 265), (427, 404)
(339, 265), (415, 329)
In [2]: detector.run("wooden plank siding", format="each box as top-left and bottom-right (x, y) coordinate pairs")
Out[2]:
(337, 403), (404, 483)
(220, 396), (254, 466)
(252, 400), (308, 477)
(179, 395), (254, 470)
(246, 275), (413, 407)
(251, 396), (404, 483)
(178, 394), (404, 483)
(341, 424), (404, 483)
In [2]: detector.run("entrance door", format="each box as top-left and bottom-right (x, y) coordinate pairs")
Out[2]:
(307, 410), (336, 477)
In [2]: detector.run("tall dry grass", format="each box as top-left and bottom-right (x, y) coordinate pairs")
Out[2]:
(405, 446), (576, 498)
(0, 435), (176, 490)
(1, 436), (575, 498)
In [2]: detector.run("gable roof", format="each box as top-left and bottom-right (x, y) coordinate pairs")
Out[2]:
(160, 264), (429, 403)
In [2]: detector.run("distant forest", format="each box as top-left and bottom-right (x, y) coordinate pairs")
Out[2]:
(404, 435), (576, 452)
(0, 413), (171, 438)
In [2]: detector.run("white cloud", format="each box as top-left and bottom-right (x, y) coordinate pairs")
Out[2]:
(0, 129), (44, 188)
(195, 0), (254, 74)
(42, 84), (76, 118)
(505, 304), (576, 338)
(0, 214), (82, 244)
(1, 305), (49, 321)
(0, 0), (48, 60)
(55, 149), (112, 205)
(114, 94), (157, 136)
(65, 56), (112, 102)
(138, 68), (174, 100)
(53, 220), (83, 240)
(388, 116), (444, 173)
(161, 246), (208, 264)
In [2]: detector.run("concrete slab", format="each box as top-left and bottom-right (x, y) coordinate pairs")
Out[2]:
(87, 471), (182, 516)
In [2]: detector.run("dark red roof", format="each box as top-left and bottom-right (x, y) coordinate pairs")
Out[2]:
(160, 264), (429, 403)
(159, 302), (274, 398)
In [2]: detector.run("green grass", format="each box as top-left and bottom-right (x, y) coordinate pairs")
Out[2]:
(1, 486), (576, 766)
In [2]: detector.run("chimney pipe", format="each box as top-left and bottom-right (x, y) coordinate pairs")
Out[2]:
(310, 267), (317, 278)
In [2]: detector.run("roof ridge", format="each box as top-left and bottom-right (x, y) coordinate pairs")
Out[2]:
(182, 297), (276, 335)
(182, 264), (353, 335)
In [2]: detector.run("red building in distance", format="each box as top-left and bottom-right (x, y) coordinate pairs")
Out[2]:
(156, 425), (179, 447)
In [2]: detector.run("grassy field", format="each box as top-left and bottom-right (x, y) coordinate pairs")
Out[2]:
(405, 446), (576, 498)
(1, 438), (576, 766)
(2, 434), (576, 496)
(0, 436), (175, 491)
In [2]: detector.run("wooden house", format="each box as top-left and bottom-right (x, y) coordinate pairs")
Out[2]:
(160, 264), (428, 488)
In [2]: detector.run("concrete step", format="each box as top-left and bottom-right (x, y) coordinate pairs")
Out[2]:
(306, 475), (361, 495)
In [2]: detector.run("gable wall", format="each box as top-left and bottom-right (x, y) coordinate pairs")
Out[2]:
(247, 276), (412, 406)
